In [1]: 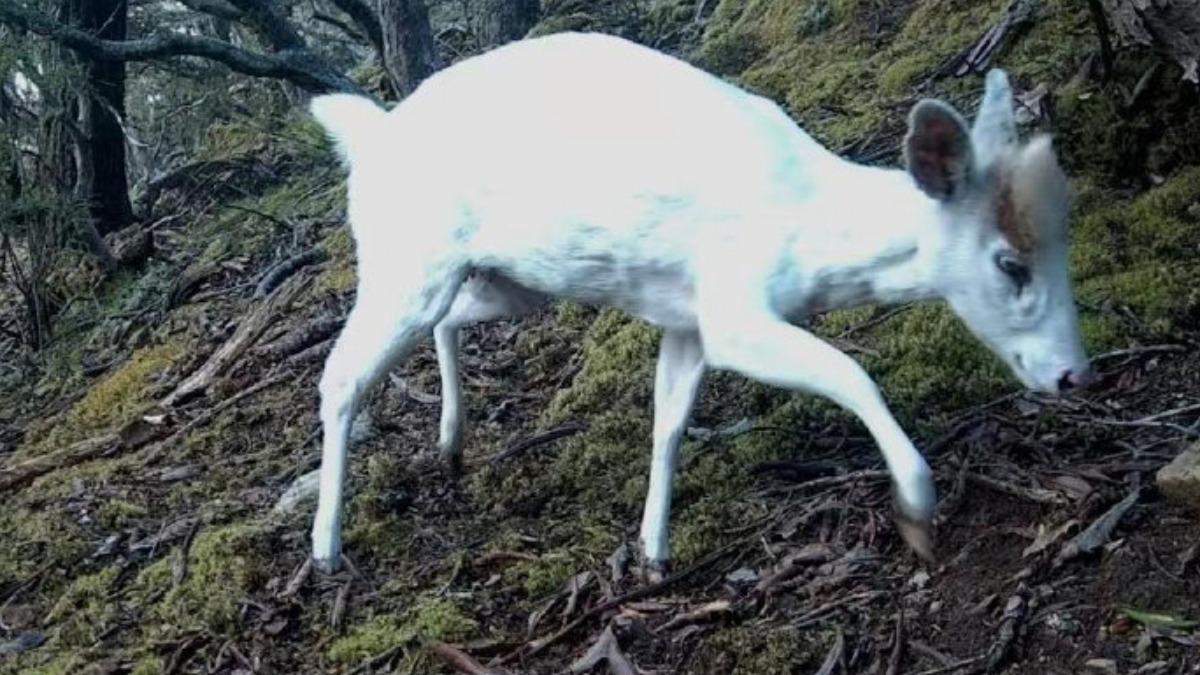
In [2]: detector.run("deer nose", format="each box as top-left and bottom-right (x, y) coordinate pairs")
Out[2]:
(1057, 366), (1094, 393)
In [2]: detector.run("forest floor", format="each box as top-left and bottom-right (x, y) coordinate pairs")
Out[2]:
(3, 1), (1200, 674)
(1, 261), (1199, 674)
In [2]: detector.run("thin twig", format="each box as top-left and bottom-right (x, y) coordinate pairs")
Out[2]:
(885, 608), (905, 675)
(144, 370), (294, 464)
(429, 641), (502, 675)
(490, 424), (587, 466)
(966, 472), (1067, 505)
(1092, 344), (1184, 362)
(494, 536), (748, 665)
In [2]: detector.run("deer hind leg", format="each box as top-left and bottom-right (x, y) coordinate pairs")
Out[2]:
(433, 271), (546, 475)
(311, 259), (467, 573)
(638, 329), (706, 578)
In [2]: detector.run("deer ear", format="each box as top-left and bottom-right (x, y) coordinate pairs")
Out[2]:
(904, 100), (974, 201)
(972, 69), (1018, 163)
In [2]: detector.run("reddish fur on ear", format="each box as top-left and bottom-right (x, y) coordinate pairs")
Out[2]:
(904, 100), (973, 201)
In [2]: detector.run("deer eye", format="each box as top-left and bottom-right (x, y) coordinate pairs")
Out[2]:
(995, 252), (1031, 291)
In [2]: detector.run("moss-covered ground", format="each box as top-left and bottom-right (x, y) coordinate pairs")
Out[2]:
(3, 1), (1200, 673)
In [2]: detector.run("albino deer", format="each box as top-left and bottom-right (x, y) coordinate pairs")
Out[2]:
(307, 32), (1092, 574)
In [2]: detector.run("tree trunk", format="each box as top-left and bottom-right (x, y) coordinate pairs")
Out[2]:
(78, 0), (134, 235)
(1099, 0), (1200, 81)
(376, 0), (438, 97)
(478, 0), (539, 48)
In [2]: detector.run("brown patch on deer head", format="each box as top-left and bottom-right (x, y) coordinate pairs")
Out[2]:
(993, 135), (1070, 255)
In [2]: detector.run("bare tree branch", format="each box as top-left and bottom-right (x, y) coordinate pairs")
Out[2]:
(177, 0), (243, 22)
(0, 1), (364, 94)
(223, 0), (305, 50)
(327, 0), (384, 56)
(313, 11), (367, 44)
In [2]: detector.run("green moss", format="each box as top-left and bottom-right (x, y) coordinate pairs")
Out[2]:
(314, 226), (357, 295)
(543, 309), (659, 424)
(73, 343), (179, 430)
(129, 657), (165, 675)
(19, 342), (184, 459)
(98, 499), (148, 529)
(43, 566), (120, 647)
(1071, 167), (1200, 340)
(0, 506), (88, 585)
(16, 654), (89, 675)
(327, 598), (477, 665)
(692, 624), (827, 674)
(1052, 83), (1135, 182)
(504, 551), (577, 598)
(134, 522), (271, 635)
(866, 305), (1012, 418)
(879, 52), (939, 96)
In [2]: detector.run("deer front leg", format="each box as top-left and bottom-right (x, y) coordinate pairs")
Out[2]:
(638, 329), (705, 579)
(700, 310), (936, 560)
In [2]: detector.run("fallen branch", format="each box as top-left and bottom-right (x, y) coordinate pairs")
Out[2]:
(495, 537), (746, 666)
(966, 473), (1068, 506)
(934, 0), (1038, 79)
(490, 424), (588, 466)
(886, 609), (906, 675)
(330, 580), (351, 630)
(430, 641), (504, 675)
(569, 625), (636, 675)
(791, 591), (886, 628)
(255, 249), (325, 298)
(1093, 344), (1184, 362)
(977, 591), (1028, 673)
(144, 370), (293, 465)
(654, 600), (732, 633)
(162, 274), (307, 407)
(0, 433), (118, 494)
(814, 630), (844, 675)
(1055, 489), (1141, 566)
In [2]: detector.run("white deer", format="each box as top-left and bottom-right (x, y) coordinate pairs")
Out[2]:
(307, 32), (1092, 574)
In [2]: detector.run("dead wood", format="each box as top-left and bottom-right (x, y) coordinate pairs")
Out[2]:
(255, 316), (342, 359)
(472, 551), (539, 568)
(143, 370), (293, 464)
(814, 630), (845, 675)
(164, 634), (207, 675)
(330, 580), (351, 630)
(109, 225), (154, 268)
(1055, 489), (1141, 565)
(978, 590), (1028, 672)
(1098, 0), (1200, 81)
(0, 433), (118, 494)
(161, 274), (306, 407)
(255, 249), (325, 298)
(389, 373), (441, 404)
(171, 521), (200, 588)
(496, 537), (748, 666)
(281, 558), (312, 599)
(934, 0), (1038, 79)
(966, 472), (1068, 505)
(753, 543), (839, 596)
(791, 591), (886, 628)
(760, 469), (892, 498)
(654, 600), (732, 633)
(430, 641), (505, 675)
(885, 608), (906, 675)
(569, 625), (636, 675)
(490, 424), (588, 466)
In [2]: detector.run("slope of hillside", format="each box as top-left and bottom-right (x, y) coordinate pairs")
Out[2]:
(2, 1), (1198, 673)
